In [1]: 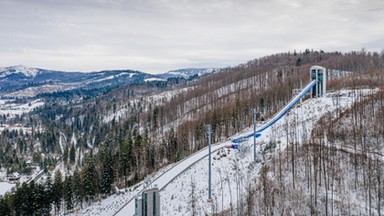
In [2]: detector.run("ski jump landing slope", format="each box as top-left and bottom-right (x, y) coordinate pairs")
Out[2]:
(114, 80), (316, 216)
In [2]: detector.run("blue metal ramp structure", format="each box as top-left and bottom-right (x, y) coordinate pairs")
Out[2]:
(232, 133), (261, 144)
(231, 80), (316, 143)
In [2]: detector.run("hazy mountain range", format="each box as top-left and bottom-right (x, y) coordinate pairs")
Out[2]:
(0, 65), (218, 98)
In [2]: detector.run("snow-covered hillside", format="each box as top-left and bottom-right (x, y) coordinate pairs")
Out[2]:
(88, 72), (137, 83)
(75, 88), (374, 216)
(144, 77), (166, 82)
(0, 65), (156, 97)
(4, 84), (77, 98)
(159, 68), (218, 79)
(0, 182), (15, 196)
(0, 65), (39, 78)
(0, 99), (44, 118)
(159, 89), (374, 215)
(102, 86), (193, 123)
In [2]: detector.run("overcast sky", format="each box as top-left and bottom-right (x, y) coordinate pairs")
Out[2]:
(0, 0), (383, 74)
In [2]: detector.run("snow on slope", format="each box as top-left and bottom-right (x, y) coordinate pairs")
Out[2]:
(0, 65), (38, 78)
(90, 72), (136, 83)
(162, 68), (218, 79)
(76, 89), (374, 216)
(71, 163), (178, 216)
(156, 90), (375, 216)
(0, 99), (44, 118)
(144, 77), (166, 82)
(0, 182), (15, 196)
(103, 86), (193, 123)
(4, 84), (76, 98)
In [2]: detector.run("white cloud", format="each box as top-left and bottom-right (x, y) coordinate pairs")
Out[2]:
(0, 0), (383, 73)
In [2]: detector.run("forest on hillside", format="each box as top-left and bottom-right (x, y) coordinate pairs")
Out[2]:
(243, 60), (384, 215)
(0, 50), (383, 215)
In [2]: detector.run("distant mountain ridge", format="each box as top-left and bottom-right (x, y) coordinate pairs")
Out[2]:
(0, 65), (221, 98)
(0, 65), (39, 78)
(0, 65), (155, 97)
(158, 68), (219, 79)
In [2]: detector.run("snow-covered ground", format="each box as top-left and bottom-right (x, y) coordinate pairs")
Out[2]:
(0, 168), (44, 196)
(0, 65), (38, 78)
(144, 77), (166, 82)
(158, 89), (373, 216)
(71, 163), (178, 216)
(0, 182), (15, 196)
(76, 88), (375, 216)
(103, 86), (193, 123)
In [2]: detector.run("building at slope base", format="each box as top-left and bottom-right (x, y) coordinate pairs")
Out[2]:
(135, 187), (160, 216)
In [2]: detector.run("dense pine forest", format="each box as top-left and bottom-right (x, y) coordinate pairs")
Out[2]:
(0, 50), (384, 215)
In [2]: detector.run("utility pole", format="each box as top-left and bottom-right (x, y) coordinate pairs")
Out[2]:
(253, 108), (257, 162)
(206, 124), (213, 200)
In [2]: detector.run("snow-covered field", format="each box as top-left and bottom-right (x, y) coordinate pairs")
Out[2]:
(0, 182), (15, 196)
(0, 99), (44, 118)
(75, 88), (375, 216)
(0, 169), (42, 196)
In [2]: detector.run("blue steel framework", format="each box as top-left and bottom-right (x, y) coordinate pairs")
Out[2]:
(231, 80), (316, 144)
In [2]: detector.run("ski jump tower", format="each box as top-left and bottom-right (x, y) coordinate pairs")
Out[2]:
(310, 65), (326, 98)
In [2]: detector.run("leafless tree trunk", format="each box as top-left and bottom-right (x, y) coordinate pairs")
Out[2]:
(189, 176), (197, 216)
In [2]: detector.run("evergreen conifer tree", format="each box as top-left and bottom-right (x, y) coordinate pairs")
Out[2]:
(64, 175), (73, 212)
(42, 173), (53, 214)
(0, 195), (12, 216)
(83, 156), (96, 203)
(69, 144), (76, 164)
(100, 154), (114, 195)
(72, 169), (84, 208)
(53, 170), (63, 213)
